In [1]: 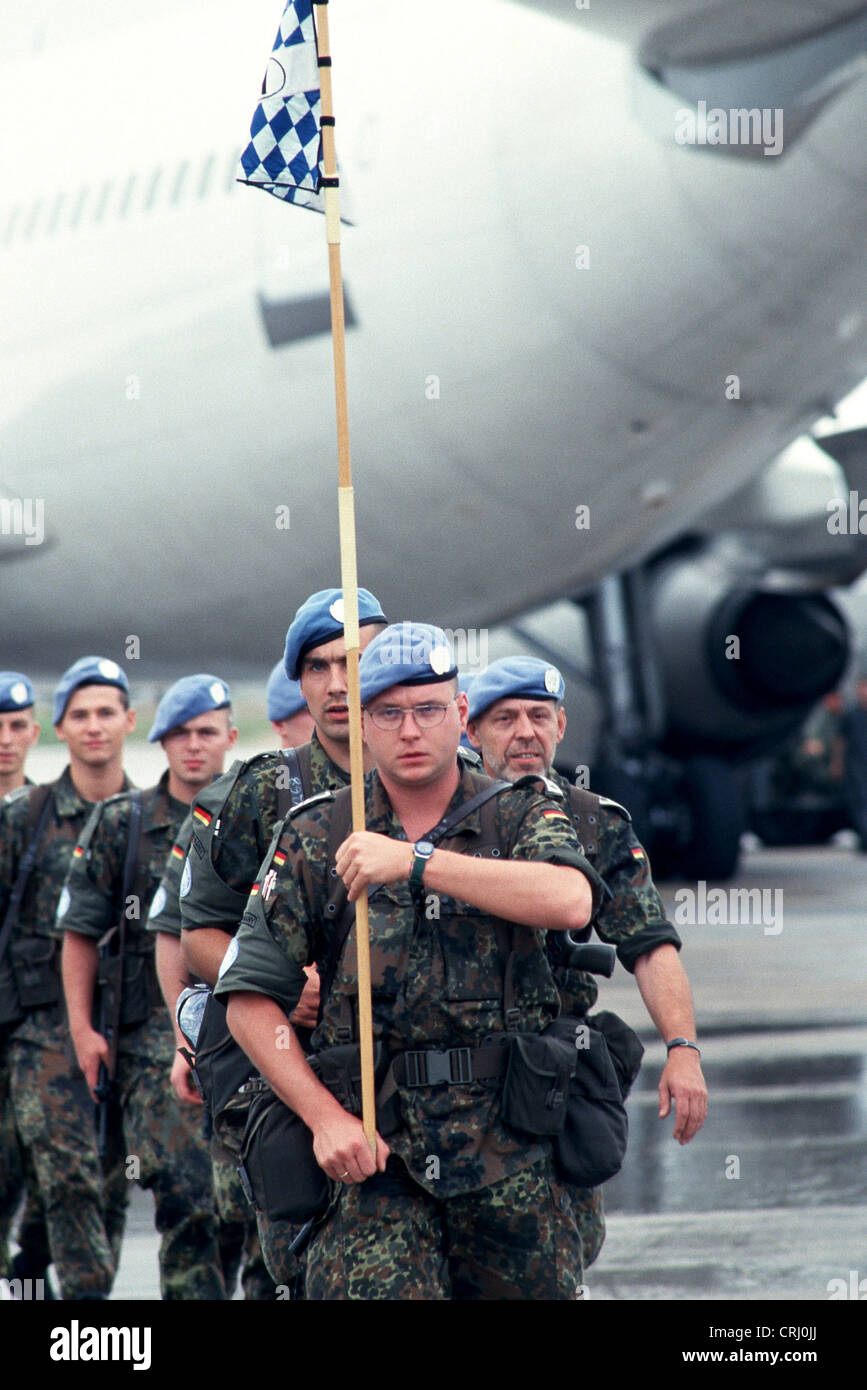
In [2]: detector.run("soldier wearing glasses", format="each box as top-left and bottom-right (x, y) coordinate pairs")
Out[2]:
(216, 622), (603, 1300)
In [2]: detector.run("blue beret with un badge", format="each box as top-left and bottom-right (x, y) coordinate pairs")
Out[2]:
(53, 656), (129, 725)
(147, 674), (231, 742)
(0, 672), (34, 713)
(266, 662), (307, 721)
(284, 587), (387, 680)
(360, 622), (458, 704)
(467, 656), (565, 721)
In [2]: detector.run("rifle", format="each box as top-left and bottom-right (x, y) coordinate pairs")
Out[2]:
(94, 792), (142, 1160)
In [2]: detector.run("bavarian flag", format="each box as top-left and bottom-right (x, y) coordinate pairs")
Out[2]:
(238, 0), (326, 212)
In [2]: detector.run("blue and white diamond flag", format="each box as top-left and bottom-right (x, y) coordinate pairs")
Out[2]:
(238, 0), (327, 213)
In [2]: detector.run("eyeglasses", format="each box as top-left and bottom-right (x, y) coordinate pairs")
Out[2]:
(365, 699), (455, 731)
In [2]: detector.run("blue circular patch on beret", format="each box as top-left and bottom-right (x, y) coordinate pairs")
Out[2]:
(53, 657), (129, 726)
(0, 671), (34, 713)
(467, 656), (565, 721)
(359, 622), (458, 705)
(148, 673), (231, 742)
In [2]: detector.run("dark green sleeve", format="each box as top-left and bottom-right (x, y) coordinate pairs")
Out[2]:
(58, 802), (124, 941)
(507, 793), (606, 918)
(180, 774), (260, 934)
(591, 808), (681, 972)
(213, 822), (315, 1017)
(145, 816), (191, 939)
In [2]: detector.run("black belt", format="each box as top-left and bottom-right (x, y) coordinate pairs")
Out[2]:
(390, 1042), (509, 1089)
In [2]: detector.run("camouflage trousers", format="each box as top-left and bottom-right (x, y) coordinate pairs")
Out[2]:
(112, 1048), (225, 1300)
(256, 1208), (306, 1296)
(305, 1157), (585, 1300)
(0, 1047), (51, 1282)
(572, 1185), (606, 1268)
(9, 1038), (114, 1298)
(211, 1141), (275, 1299)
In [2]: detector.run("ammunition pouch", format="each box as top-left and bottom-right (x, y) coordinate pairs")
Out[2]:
(96, 948), (156, 1032)
(503, 1031), (576, 1136)
(238, 1042), (396, 1225)
(8, 935), (60, 1011)
(587, 1009), (645, 1099)
(95, 956), (146, 1034)
(0, 956), (23, 1029)
(238, 1081), (330, 1225)
(502, 1012), (644, 1189)
(549, 1013), (639, 1187)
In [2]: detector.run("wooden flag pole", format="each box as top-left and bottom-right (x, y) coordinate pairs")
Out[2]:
(313, 0), (376, 1157)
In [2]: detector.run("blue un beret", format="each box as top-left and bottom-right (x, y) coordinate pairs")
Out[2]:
(266, 662), (308, 721)
(53, 657), (129, 726)
(0, 672), (34, 713)
(360, 622), (458, 705)
(467, 656), (565, 722)
(457, 672), (475, 751)
(284, 588), (387, 681)
(148, 674), (232, 742)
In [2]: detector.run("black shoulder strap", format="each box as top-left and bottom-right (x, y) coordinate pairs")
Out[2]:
(277, 743), (314, 819)
(317, 778), (512, 1018)
(121, 791), (144, 909)
(98, 791), (144, 1079)
(98, 790), (144, 947)
(423, 778), (511, 843)
(0, 784), (54, 966)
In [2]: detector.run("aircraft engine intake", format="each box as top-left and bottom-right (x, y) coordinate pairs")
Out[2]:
(650, 553), (850, 759)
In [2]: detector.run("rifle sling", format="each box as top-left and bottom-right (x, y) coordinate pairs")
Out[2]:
(100, 791), (143, 1075)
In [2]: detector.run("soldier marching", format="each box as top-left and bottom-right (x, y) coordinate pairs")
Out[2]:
(0, 608), (707, 1300)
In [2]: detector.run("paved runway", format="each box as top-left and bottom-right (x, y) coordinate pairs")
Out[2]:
(22, 840), (867, 1302)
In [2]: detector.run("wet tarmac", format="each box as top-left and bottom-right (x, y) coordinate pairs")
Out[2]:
(586, 841), (867, 1300)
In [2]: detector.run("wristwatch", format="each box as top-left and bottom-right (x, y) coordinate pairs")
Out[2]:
(409, 839), (435, 889)
(666, 1037), (701, 1057)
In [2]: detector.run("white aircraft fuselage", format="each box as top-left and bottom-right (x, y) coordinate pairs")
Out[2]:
(4, 0), (867, 672)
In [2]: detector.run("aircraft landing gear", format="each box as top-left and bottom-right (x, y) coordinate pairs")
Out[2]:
(583, 575), (745, 881)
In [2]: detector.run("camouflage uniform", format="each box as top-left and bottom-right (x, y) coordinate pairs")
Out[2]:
(215, 762), (600, 1300)
(0, 770), (120, 1298)
(180, 733), (349, 932)
(178, 733), (349, 1293)
(149, 809), (275, 1300)
(60, 771), (224, 1300)
(0, 1111), (52, 1284)
(0, 775), (53, 1286)
(546, 770), (683, 1268)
